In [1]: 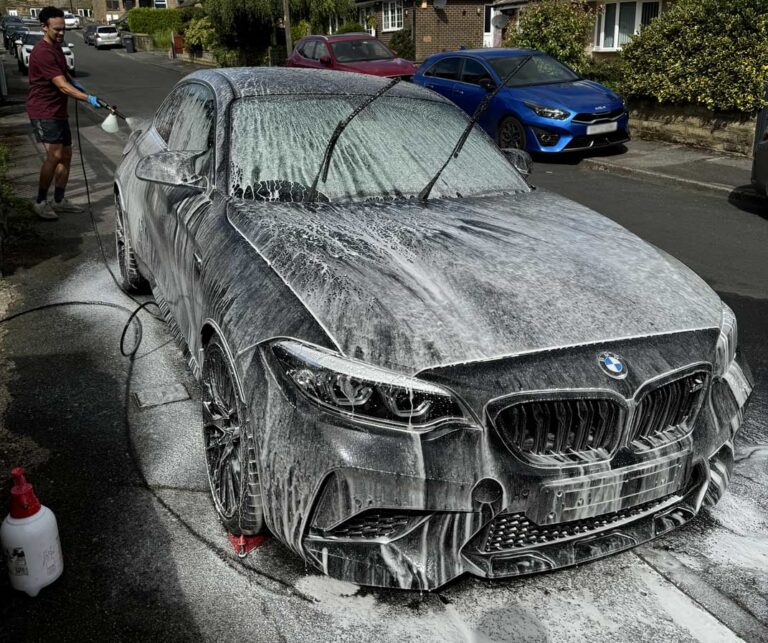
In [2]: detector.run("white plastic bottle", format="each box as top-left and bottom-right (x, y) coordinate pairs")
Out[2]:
(1, 467), (64, 597)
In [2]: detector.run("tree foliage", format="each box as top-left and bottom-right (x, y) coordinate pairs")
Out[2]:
(388, 27), (415, 61)
(203, 0), (352, 49)
(503, 0), (594, 74)
(621, 0), (768, 113)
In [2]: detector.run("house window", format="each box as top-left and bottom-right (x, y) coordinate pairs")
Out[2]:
(382, 1), (403, 32)
(106, 0), (121, 10)
(29, 8), (40, 17)
(596, 1), (660, 51)
(154, 1), (167, 7)
(8, 10), (18, 16)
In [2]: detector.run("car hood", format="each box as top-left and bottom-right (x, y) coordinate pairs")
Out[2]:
(335, 58), (417, 76)
(227, 190), (721, 374)
(507, 80), (621, 113)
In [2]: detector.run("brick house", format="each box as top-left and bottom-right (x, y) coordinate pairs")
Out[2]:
(352, 0), (673, 62)
(491, 0), (674, 58)
(90, 0), (188, 24)
(353, 1), (496, 62)
(0, 0), (93, 20)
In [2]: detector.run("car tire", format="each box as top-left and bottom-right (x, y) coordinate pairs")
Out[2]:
(95, 44), (101, 50)
(114, 194), (149, 293)
(497, 115), (527, 150)
(70, 69), (76, 77)
(202, 333), (266, 536)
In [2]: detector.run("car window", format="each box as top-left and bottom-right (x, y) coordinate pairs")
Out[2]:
(166, 84), (215, 154)
(489, 54), (579, 87)
(300, 40), (317, 60)
(424, 57), (461, 80)
(229, 95), (529, 202)
(315, 41), (331, 60)
(98, 27), (117, 33)
(461, 59), (491, 85)
(330, 38), (393, 63)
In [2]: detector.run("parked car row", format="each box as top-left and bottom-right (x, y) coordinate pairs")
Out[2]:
(83, 24), (121, 49)
(14, 31), (75, 76)
(288, 33), (629, 155)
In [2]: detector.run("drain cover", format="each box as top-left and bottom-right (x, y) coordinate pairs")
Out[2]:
(133, 383), (190, 409)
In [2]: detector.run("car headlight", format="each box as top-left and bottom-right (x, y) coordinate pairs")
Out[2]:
(715, 303), (737, 377)
(523, 101), (569, 120)
(270, 339), (471, 430)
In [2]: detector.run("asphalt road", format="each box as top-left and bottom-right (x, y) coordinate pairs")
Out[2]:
(0, 35), (766, 642)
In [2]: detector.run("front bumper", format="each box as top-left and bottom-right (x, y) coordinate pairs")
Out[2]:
(523, 113), (630, 153)
(253, 331), (752, 590)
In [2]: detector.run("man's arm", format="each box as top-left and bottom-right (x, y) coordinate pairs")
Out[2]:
(51, 75), (101, 107)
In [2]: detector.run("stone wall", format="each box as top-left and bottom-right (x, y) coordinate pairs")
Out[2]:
(629, 100), (757, 157)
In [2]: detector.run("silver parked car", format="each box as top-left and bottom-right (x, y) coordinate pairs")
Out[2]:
(114, 68), (752, 590)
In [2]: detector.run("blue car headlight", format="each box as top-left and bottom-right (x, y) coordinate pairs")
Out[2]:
(270, 339), (471, 430)
(523, 101), (570, 120)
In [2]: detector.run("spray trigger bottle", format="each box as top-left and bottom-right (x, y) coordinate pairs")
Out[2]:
(1, 468), (64, 597)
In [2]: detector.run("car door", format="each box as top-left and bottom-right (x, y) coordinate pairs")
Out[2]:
(452, 57), (493, 117)
(152, 83), (216, 348)
(753, 92), (768, 194)
(420, 57), (462, 102)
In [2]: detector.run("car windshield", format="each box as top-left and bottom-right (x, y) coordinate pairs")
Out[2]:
(489, 54), (579, 87)
(24, 33), (43, 44)
(229, 95), (529, 203)
(99, 27), (117, 33)
(331, 39), (394, 62)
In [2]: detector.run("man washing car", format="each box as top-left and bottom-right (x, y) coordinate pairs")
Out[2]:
(26, 6), (110, 220)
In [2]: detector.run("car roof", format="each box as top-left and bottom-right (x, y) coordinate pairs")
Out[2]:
(185, 67), (445, 102)
(305, 33), (380, 42)
(424, 47), (541, 63)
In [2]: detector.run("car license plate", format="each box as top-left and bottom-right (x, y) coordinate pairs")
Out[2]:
(587, 122), (619, 135)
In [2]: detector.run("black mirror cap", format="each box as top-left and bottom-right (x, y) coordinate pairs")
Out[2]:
(501, 147), (533, 178)
(479, 77), (497, 92)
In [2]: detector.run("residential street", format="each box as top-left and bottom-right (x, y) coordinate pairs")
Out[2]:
(0, 34), (767, 642)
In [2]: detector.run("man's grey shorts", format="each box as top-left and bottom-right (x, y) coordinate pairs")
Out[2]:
(30, 119), (72, 146)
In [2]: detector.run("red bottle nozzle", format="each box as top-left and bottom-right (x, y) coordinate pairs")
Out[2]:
(9, 467), (42, 519)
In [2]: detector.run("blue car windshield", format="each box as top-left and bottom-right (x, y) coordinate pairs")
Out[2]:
(229, 95), (529, 202)
(489, 55), (579, 87)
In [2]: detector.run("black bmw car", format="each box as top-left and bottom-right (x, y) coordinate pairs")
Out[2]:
(114, 68), (752, 589)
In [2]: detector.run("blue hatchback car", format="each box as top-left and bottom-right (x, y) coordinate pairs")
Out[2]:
(414, 48), (629, 154)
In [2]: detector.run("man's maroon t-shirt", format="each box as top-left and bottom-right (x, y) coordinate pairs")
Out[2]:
(26, 39), (69, 120)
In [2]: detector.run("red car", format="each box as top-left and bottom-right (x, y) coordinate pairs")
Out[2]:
(286, 33), (417, 80)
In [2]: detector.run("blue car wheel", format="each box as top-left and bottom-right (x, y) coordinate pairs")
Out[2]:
(497, 115), (526, 150)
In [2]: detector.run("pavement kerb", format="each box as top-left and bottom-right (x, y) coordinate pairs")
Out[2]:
(581, 157), (737, 195)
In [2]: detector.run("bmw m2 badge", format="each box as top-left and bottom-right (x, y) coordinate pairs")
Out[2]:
(598, 352), (628, 379)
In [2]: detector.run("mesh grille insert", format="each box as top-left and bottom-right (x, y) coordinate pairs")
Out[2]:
(482, 494), (673, 553)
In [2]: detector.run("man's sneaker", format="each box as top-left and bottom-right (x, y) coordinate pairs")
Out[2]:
(33, 200), (58, 220)
(52, 197), (83, 213)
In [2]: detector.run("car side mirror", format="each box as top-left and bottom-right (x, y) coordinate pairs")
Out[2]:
(135, 150), (207, 189)
(319, 54), (331, 65)
(501, 147), (533, 178)
(479, 77), (497, 92)
(67, 42), (74, 47)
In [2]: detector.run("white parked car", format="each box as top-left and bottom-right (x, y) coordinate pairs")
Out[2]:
(18, 32), (76, 76)
(63, 13), (81, 29)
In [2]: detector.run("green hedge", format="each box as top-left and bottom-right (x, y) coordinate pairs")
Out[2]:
(388, 27), (414, 61)
(127, 8), (182, 34)
(621, 0), (768, 113)
(503, 0), (595, 74)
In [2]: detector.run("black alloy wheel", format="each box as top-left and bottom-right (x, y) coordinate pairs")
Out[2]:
(202, 334), (265, 535)
(497, 115), (527, 150)
(115, 195), (149, 293)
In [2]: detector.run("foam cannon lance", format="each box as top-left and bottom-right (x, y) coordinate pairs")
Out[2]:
(98, 100), (129, 134)
(1, 467), (64, 597)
